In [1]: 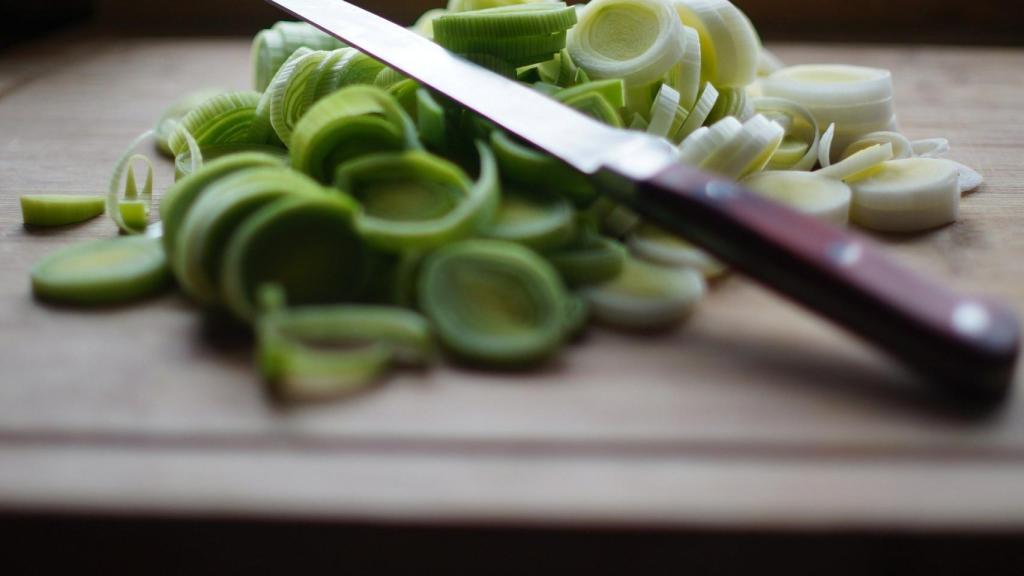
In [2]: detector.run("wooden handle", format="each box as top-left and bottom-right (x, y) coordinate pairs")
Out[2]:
(629, 162), (1020, 407)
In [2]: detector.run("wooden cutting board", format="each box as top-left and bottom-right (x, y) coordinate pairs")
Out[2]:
(1, 35), (1022, 530)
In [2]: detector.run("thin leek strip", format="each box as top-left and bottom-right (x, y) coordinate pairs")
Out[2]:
(160, 152), (286, 263)
(842, 131), (913, 160)
(673, 82), (718, 141)
(417, 239), (568, 366)
(21, 195), (106, 227)
(388, 78), (422, 118)
(552, 78), (626, 109)
(950, 161), (984, 194)
(174, 143), (289, 181)
(268, 49), (330, 146)
(582, 255), (705, 331)
(252, 21), (345, 92)
(482, 188), (577, 251)
(673, 0), (760, 88)
(166, 91), (271, 157)
(221, 194), (371, 322)
(106, 131), (155, 234)
(334, 144), (500, 251)
(490, 130), (596, 206)
(911, 137), (950, 158)
(154, 88), (224, 157)
(119, 154), (154, 232)
(647, 83), (682, 138)
(668, 25), (702, 109)
(546, 232), (627, 287)
(818, 122), (836, 167)
(290, 85), (422, 184)
(374, 67), (407, 90)
(434, 3), (578, 40)
(568, 0), (686, 87)
(705, 86), (749, 125)
(627, 224), (727, 277)
(848, 158), (960, 233)
(412, 8), (448, 38)
(174, 167), (327, 305)
(416, 88), (448, 152)
(31, 236), (169, 305)
(742, 170), (852, 225)
(678, 116), (742, 166)
(752, 96), (820, 171)
(816, 142), (893, 182)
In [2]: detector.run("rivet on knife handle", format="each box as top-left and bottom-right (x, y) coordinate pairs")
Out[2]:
(624, 162), (1019, 406)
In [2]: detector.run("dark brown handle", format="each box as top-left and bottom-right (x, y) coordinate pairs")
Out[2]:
(625, 162), (1019, 407)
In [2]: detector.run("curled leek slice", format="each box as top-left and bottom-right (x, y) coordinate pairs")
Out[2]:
(582, 256), (705, 331)
(416, 88), (449, 152)
(842, 131), (913, 160)
(334, 144), (500, 251)
(266, 49), (332, 146)
(849, 158), (960, 233)
(252, 21), (345, 92)
(174, 167), (327, 305)
(174, 143), (289, 180)
(911, 137), (950, 159)
(568, 0), (686, 87)
(743, 170), (852, 225)
(160, 152), (286, 263)
(673, 82), (718, 141)
(21, 195), (106, 227)
(417, 239), (569, 366)
(673, 0), (761, 88)
(545, 231), (627, 287)
(154, 88), (224, 157)
(258, 297), (435, 401)
(667, 25), (702, 110)
(705, 86), (751, 125)
(751, 96), (820, 171)
(699, 113), (784, 178)
(290, 85), (421, 183)
(816, 142), (893, 182)
(221, 194), (371, 322)
(166, 91), (274, 157)
(106, 131), (156, 234)
(482, 188), (577, 251)
(646, 83), (683, 139)
(31, 236), (169, 305)
(627, 224), (727, 277)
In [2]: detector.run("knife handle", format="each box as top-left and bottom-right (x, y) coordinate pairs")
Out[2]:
(628, 162), (1019, 407)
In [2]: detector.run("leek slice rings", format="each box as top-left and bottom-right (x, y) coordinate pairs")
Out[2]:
(673, 82), (718, 141)
(417, 239), (568, 366)
(154, 88), (225, 157)
(743, 170), (852, 225)
(482, 188), (577, 251)
(334, 144), (500, 251)
(627, 224), (727, 277)
(673, 0), (761, 88)
(751, 96), (820, 171)
(290, 85), (422, 183)
(166, 91), (272, 157)
(842, 131), (913, 160)
(848, 158), (960, 233)
(252, 21), (345, 92)
(545, 232), (628, 287)
(490, 130), (596, 206)
(568, 0), (686, 87)
(582, 255), (705, 331)
(31, 236), (169, 306)
(221, 194), (371, 322)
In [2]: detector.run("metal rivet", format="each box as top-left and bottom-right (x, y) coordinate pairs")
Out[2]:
(827, 241), (863, 268)
(952, 301), (991, 337)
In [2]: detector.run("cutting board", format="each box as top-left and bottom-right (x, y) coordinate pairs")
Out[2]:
(1, 36), (1022, 529)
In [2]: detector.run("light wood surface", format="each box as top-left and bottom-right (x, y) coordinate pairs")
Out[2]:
(0, 37), (1022, 529)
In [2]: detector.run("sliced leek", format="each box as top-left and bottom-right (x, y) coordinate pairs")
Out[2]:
(816, 142), (893, 182)
(743, 170), (852, 225)
(673, 0), (761, 88)
(546, 231), (628, 286)
(154, 88), (224, 157)
(21, 195), (106, 227)
(582, 256), (705, 331)
(482, 188), (577, 251)
(842, 131), (913, 161)
(418, 239), (569, 366)
(31, 236), (169, 305)
(627, 224), (727, 277)
(166, 91), (275, 157)
(252, 21), (345, 92)
(849, 158), (960, 233)
(673, 82), (718, 141)
(752, 96), (820, 171)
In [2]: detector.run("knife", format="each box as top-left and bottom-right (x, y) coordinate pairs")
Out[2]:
(264, 0), (1019, 407)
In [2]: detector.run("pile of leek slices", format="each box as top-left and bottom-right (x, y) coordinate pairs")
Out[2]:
(24, 0), (984, 402)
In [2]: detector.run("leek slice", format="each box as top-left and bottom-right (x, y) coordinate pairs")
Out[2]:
(166, 91), (273, 157)
(752, 96), (820, 171)
(553, 78), (626, 109)
(582, 256), (705, 331)
(568, 0), (686, 87)
(627, 223), (727, 277)
(174, 167), (327, 305)
(267, 49), (330, 146)
(334, 144), (500, 251)
(743, 170), (852, 225)
(417, 239), (568, 366)
(816, 142), (893, 182)
(416, 88), (449, 152)
(849, 158), (960, 233)
(31, 236), (169, 305)
(673, 0), (760, 88)
(290, 85), (421, 183)
(911, 137), (950, 159)
(21, 195), (105, 227)
(174, 144), (289, 180)
(412, 8), (448, 39)
(646, 83), (682, 138)
(842, 131), (913, 160)
(221, 194), (371, 322)
(560, 91), (624, 127)
(546, 232), (627, 287)
(252, 21), (345, 92)
(697, 113), (784, 178)
(448, 0), (559, 11)
(490, 130), (596, 206)
(435, 3), (578, 39)
(818, 122), (836, 167)
(154, 88), (224, 157)
(950, 161), (984, 194)
(160, 152), (286, 263)
(107, 132), (156, 234)
(258, 299), (435, 401)
(668, 25), (702, 109)
(673, 81), (718, 141)
(678, 115), (742, 166)
(482, 188), (577, 251)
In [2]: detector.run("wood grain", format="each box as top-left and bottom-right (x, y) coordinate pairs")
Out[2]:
(0, 37), (1022, 529)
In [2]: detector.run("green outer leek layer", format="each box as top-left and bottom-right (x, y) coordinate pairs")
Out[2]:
(21, 195), (106, 227)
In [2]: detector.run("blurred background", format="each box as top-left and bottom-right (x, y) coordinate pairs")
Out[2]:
(1, 0), (1020, 48)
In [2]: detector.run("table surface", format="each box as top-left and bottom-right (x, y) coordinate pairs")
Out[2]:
(0, 35), (1022, 531)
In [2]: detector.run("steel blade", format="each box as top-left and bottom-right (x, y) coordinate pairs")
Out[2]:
(264, 0), (676, 178)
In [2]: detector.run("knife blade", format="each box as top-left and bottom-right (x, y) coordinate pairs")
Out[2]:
(264, 0), (1019, 407)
